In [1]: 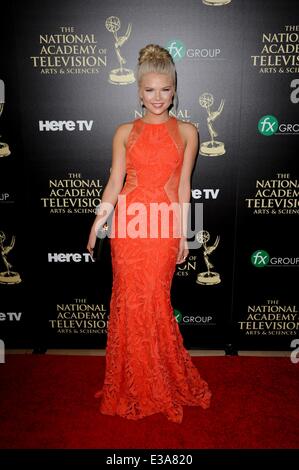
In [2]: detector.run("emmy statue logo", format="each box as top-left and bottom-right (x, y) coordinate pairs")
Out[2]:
(105, 16), (135, 85)
(202, 0), (232, 6)
(0, 80), (11, 158)
(0, 231), (21, 284)
(199, 93), (225, 157)
(195, 230), (221, 285)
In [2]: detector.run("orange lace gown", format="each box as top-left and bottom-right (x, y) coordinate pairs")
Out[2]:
(95, 116), (211, 423)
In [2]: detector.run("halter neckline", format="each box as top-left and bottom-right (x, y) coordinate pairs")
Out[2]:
(140, 116), (173, 125)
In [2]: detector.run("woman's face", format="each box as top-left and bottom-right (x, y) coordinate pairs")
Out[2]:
(139, 73), (174, 116)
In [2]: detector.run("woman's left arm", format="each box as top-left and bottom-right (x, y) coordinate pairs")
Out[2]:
(176, 122), (199, 264)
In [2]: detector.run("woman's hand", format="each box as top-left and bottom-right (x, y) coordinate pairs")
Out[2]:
(176, 237), (189, 264)
(86, 224), (97, 256)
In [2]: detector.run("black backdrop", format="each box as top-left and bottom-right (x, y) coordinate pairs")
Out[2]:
(0, 0), (298, 352)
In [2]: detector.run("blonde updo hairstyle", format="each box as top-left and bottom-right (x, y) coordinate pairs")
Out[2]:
(137, 44), (178, 111)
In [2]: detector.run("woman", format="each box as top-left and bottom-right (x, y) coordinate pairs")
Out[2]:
(87, 44), (211, 423)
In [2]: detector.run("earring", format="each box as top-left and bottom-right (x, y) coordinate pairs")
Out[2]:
(140, 97), (144, 107)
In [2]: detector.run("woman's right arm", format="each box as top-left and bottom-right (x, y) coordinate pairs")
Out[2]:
(86, 123), (129, 254)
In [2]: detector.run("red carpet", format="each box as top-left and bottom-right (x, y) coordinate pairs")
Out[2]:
(0, 354), (298, 449)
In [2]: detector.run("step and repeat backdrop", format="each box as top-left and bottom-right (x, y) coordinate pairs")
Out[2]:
(0, 0), (298, 351)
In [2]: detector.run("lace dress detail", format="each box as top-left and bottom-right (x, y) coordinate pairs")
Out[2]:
(95, 116), (211, 423)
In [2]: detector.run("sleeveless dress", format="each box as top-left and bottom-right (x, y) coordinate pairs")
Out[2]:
(95, 115), (211, 423)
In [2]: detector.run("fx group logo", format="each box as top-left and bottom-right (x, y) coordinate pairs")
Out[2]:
(174, 309), (183, 323)
(173, 308), (215, 325)
(166, 40), (186, 62)
(251, 250), (299, 268)
(251, 250), (270, 267)
(258, 114), (299, 136)
(258, 115), (278, 136)
(166, 39), (222, 62)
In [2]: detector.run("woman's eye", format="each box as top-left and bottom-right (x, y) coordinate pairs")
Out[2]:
(145, 89), (170, 91)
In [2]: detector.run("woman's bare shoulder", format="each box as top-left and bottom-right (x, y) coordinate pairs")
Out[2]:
(115, 119), (137, 132)
(113, 120), (137, 146)
(177, 119), (198, 134)
(176, 119), (198, 148)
